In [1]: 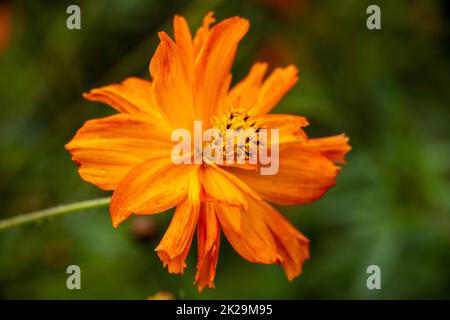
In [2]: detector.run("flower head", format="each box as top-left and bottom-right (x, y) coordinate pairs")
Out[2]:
(66, 12), (350, 291)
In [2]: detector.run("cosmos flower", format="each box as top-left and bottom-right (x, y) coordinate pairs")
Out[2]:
(66, 12), (350, 291)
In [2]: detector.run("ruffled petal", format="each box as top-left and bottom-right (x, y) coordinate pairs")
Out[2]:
(228, 143), (338, 205)
(227, 62), (268, 112)
(256, 114), (309, 144)
(194, 16), (249, 122)
(149, 31), (195, 129)
(249, 198), (309, 280)
(195, 202), (220, 291)
(83, 77), (165, 118)
(214, 203), (241, 235)
(109, 159), (198, 228)
(174, 15), (194, 70)
(193, 12), (216, 56)
(155, 172), (201, 274)
(217, 202), (282, 264)
(250, 65), (298, 116)
(225, 64), (298, 118)
(65, 113), (173, 190)
(200, 165), (246, 209)
(304, 134), (351, 164)
(217, 195), (309, 279)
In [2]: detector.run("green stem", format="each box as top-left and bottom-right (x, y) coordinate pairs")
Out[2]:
(0, 197), (110, 231)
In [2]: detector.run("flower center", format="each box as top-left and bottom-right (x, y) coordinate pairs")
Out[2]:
(207, 111), (265, 164)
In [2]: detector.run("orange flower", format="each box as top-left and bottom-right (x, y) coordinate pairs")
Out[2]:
(66, 12), (350, 291)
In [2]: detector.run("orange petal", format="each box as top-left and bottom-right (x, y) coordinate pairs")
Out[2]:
(149, 31), (195, 129)
(304, 134), (351, 164)
(211, 165), (261, 200)
(256, 114), (309, 144)
(193, 12), (216, 57)
(214, 203), (241, 235)
(65, 113), (173, 190)
(251, 65), (298, 116)
(195, 202), (220, 291)
(217, 202), (282, 264)
(174, 15), (194, 69)
(109, 159), (197, 228)
(227, 62), (268, 112)
(200, 165), (250, 211)
(249, 198), (309, 280)
(229, 143), (338, 205)
(194, 16), (249, 122)
(83, 77), (165, 118)
(155, 173), (201, 274)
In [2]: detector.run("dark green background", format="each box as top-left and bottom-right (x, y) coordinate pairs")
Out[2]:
(1, 0), (449, 299)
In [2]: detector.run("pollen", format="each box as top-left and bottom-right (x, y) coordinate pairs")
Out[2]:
(209, 110), (266, 164)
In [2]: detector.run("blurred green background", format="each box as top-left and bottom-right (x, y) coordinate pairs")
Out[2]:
(1, 0), (450, 299)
